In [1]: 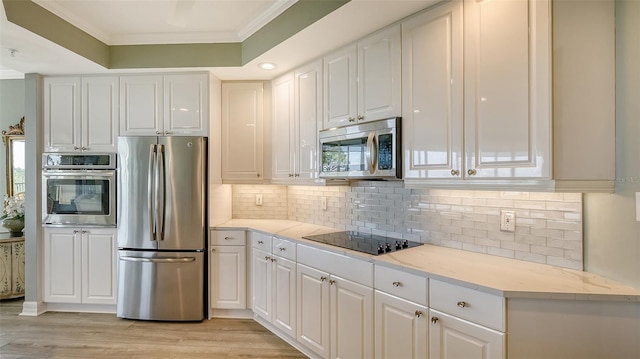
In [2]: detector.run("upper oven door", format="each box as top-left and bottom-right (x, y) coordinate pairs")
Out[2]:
(42, 170), (117, 227)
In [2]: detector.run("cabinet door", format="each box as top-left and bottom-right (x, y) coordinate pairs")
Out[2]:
(330, 275), (374, 359)
(374, 291), (428, 359)
(12, 240), (25, 297)
(252, 247), (272, 320)
(44, 77), (81, 152)
(297, 263), (330, 359)
(295, 60), (322, 180)
(0, 242), (11, 298)
(358, 25), (401, 123)
(44, 228), (82, 303)
(323, 44), (358, 128)
(429, 309), (505, 359)
(272, 73), (295, 180)
(221, 82), (264, 181)
(82, 76), (118, 152)
(463, 0), (550, 179)
(402, 1), (463, 179)
(163, 74), (209, 136)
(211, 245), (247, 309)
(120, 75), (163, 136)
(272, 255), (296, 338)
(82, 228), (117, 305)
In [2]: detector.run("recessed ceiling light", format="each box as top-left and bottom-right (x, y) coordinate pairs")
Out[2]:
(258, 62), (276, 70)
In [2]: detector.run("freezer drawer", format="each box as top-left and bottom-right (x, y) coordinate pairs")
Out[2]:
(117, 250), (204, 321)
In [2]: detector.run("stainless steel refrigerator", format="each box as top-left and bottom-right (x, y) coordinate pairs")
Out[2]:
(116, 136), (207, 321)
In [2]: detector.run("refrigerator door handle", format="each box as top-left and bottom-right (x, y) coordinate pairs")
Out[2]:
(156, 144), (166, 241)
(120, 256), (197, 263)
(148, 144), (157, 241)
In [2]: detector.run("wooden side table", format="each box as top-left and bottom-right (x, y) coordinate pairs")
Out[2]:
(0, 233), (25, 299)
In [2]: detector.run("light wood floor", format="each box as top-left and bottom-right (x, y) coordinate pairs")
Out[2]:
(0, 299), (307, 358)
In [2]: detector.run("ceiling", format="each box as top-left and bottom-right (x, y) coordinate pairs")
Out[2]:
(0, 0), (439, 80)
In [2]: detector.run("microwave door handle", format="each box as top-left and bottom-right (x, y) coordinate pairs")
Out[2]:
(366, 132), (378, 174)
(148, 144), (157, 241)
(156, 144), (166, 241)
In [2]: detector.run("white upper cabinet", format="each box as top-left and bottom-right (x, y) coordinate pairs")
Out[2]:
(44, 76), (118, 152)
(163, 74), (209, 136)
(272, 73), (295, 180)
(463, 0), (550, 180)
(402, 0), (463, 179)
(120, 73), (209, 136)
(272, 60), (322, 183)
(323, 25), (401, 128)
(221, 82), (264, 182)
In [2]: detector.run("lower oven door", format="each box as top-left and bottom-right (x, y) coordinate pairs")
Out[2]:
(42, 170), (116, 226)
(116, 250), (204, 321)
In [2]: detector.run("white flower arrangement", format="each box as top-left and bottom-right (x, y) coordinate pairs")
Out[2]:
(1, 195), (25, 221)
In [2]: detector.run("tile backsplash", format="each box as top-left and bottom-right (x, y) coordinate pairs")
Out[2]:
(233, 182), (583, 270)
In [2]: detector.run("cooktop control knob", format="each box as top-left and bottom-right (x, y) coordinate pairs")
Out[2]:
(385, 243), (392, 252)
(402, 240), (409, 248)
(395, 241), (402, 250)
(377, 245), (384, 254)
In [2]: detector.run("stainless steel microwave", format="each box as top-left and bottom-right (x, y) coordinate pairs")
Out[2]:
(319, 117), (401, 179)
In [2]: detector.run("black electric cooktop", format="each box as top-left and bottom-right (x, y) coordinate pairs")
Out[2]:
(302, 231), (423, 256)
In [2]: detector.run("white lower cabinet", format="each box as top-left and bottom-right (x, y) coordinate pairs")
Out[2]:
(296, 245), (374, 359)
(44, 227), (117, 305)
(374, 291), (428, 359)
(210, 230), (247, 312)
(429, 279), (506, 359)
(251, 233), (298, 339)
(429, 309), (505, 359)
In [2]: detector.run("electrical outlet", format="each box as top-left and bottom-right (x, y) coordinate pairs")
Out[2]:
(500, 210), (515, 232)
(321, 197), (327, 211)
(256, 194), (263, 206)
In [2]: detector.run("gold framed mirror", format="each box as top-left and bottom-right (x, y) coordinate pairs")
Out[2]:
(2, 117), (25, 197)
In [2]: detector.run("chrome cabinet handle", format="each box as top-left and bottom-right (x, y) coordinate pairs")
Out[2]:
(73, 230), (80, 234)
(74, 146), (80, 151)
(431, 316), (439, 324)
(467, 169), (477, 176)
(81, 230), (88, 234)
(451, 169), (460, 176)
(224, 236), (234, 240)
(257, 240), (263, 244)
(392, 281), (402, 287)
(348, 117), (356, 122)
(279, 247), (286, 251)
(357, 115), (364, 120)
(156, 131), (162, 135)
(415, 310), (423, 318)
(320, 276), (327, 282)
(288, 174), (294, 178)
(164, 131), (170, 135)
(270, 258), (276, 262)
(457, 301), (467, 308)
(265, 256), (270, 261)
(294, 174), (300, 177)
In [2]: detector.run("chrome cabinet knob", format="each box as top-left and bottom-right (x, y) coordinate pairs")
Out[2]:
(457, 301), (467, 308)
(320, 276), (327, 282)
(415, 310), (423, 318)
(467, 169), (477, 176)
(265, 256), (270, 260)
(357, 115), (364, 120)
(431, 316), (439, 324)
(257, 240), (263, 244)
(288, 174), (294, 178)
(224, 236), (234, 240)
(329, 279), (336, 285)
(279, 247), (286, 251)
(392, 281), (402, 287)
(164, 131), (170, 135)
(451, 169), (460, 176)
(156, 131), (162, 135)
(348, 117), (356, 122)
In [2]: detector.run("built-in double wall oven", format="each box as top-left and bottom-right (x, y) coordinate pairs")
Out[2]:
(42, 153), (117, 227)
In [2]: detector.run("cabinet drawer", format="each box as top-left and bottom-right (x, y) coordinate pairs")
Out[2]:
(272, 236), (296, 261)
(429, 279), (505, 332)
(251, 231), (272, 251)
(211, 230), (246, 246)
(375, 265), (428, 306)
(297, 244), (373, 287)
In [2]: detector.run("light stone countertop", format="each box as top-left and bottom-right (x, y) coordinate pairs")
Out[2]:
(212, 219), (640, 302)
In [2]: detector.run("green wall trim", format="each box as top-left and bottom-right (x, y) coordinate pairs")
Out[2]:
(110, 43), (242, 69)
(242, 0), (350, 64)
(3, 0), (109, 68)
(2, 0), (350, 70)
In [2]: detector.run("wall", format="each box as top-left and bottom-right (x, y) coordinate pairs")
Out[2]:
(583, 1), (640, 289)
(0, 79), (25, 198)
(234, 183), (584, 270)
